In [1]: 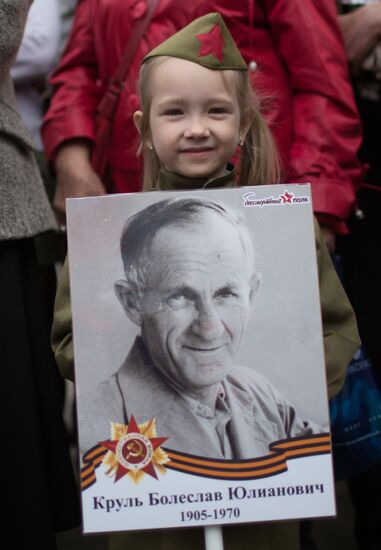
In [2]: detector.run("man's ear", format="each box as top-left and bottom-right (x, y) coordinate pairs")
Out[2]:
(249, 272), (261, 306)
(114, 279), (143, 327)
(133, 110), (143, 134)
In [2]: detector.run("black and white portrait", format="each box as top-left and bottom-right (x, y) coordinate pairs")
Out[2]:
(67, 187), (328, 461)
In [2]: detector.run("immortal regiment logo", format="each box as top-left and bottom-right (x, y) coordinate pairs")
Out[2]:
(243, 189), (310, 208)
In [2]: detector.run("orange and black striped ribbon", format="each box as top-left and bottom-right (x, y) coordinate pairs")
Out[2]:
(81, 433), (331, 491)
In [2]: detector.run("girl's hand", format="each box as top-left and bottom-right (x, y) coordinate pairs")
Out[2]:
(53, 139), (106, 225)
(339, 2), (381, 76)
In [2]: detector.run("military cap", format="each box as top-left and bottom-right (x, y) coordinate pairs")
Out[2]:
(143, 12), (247, 71)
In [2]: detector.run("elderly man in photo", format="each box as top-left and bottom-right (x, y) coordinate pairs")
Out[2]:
(79, 197), (320, 458)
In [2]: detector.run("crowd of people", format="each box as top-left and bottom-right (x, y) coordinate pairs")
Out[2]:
(1, 1), (380, 549)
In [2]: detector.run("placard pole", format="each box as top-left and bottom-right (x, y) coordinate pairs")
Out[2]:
(204, 525), (224, 550)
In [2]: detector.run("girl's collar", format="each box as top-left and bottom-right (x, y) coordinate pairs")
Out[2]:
(158, 164), (237, 191)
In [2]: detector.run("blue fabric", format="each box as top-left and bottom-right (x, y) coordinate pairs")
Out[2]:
(329, 254), (381, 481)
(330, 346), (381, 480)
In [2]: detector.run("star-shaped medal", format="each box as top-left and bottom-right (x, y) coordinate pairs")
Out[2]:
(99, 415), (169, 483)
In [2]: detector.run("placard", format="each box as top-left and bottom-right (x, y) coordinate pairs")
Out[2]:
(66, 184), (335, 534)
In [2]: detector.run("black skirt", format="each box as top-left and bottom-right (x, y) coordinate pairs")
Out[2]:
(0, 238), (80, 549)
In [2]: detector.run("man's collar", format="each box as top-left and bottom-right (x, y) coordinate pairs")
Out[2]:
(180, 384), (228, 418)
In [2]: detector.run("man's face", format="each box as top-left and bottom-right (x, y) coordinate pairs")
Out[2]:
(135, 213), (257, 402)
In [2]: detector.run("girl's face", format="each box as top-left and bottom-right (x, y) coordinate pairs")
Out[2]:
(143, 57), (242, 179)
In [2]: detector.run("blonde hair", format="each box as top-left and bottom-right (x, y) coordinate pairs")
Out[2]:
(136, 57), (281, 191)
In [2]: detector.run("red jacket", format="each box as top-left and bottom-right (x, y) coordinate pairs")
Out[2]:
(212, 0), (363, 233)
(42, 0), (208, 194)
(42, 0), (362, 231)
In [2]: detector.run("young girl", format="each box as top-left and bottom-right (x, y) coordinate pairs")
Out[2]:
(134, 12), (281, 193)
(52, 12), (359, 550)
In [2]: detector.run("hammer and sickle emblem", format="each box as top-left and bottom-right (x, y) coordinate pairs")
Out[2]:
(125, 440), (144, 460)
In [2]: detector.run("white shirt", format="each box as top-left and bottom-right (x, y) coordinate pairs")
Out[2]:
(11, 0), (61, 150)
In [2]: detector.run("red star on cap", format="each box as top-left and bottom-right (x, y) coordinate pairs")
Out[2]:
(196, 24), (225, 63)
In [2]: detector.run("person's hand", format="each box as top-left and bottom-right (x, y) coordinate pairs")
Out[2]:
(320, 226), (336, 255)
(339, 2), (381, 76)
(54, 140), (106, 226)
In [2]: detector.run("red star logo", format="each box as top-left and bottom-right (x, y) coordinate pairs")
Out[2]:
(99, 415), (168, 483)
(280, 191), (293, 204)
(196, 24), (225, 63)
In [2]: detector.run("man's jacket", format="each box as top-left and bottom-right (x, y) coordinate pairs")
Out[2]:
(77, 337), (322, 457)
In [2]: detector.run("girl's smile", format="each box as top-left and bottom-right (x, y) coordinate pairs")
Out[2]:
(143, 57), (243, 179)
(179, 147), (215, 154)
